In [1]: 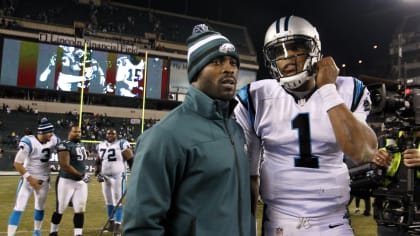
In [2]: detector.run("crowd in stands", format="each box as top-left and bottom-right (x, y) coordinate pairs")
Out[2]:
(0, 0), (252, 55)
(0, 103), (159, 153)
(0, 0), (252, 151)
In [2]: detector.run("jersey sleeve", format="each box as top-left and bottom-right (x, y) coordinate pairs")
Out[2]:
(235, 84), (263, 176)
(56, 141), (69, 153)
(18, 136), (32, 154)
(337, 77), (372, 123)
(48, 135), (60, 150)
(95, 143), (100, 153)
(120, 139), (131, 151)
(14, 149), (28, 163)
(54, 135), (61, 146)
(14, 136), (32, 163)
(350, 78), (372, 122)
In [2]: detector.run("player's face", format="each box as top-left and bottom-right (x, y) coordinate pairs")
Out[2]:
(38, 132), (53, 143)
(275, 47), (307, 77)
(43, 132), (53, 142)
(267, 39), (311, 78)
(192, 56), (238, 101)
(68, 126), (82, 142)
(106, 130), (117, 142)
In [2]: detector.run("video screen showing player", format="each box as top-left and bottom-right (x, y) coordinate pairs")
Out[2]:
(115, 55), (145, 97)
(39, 45), (106, 93)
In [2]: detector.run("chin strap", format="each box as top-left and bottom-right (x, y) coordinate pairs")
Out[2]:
(280, 71), (311, 89)
(277, 53), (317, 89)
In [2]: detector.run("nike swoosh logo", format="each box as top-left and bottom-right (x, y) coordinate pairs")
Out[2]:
(328, 223), (344, 228)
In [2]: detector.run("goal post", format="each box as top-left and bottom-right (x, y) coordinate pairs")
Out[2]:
(78, 44), (148, 147)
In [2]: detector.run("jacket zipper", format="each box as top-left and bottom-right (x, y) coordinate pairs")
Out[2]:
(223, 118), (244, 236)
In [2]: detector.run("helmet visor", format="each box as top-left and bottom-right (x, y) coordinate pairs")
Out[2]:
(265, 38), (313, 61)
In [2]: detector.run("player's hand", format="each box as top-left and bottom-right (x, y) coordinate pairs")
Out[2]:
(402, 149), (420, 168)
(96, 173), (105, 183)
(82, 173), (91, 183)
(27, 176), (42, 191)
(49, 55), (57, 67)
(372, 149), (392, 167)
(315, 56), (339, 88)
(84, 67), (94, 81)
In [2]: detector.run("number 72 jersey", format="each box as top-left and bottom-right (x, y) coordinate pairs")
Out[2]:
(97, 139), (131, 176)
(234, 76), (372, 217)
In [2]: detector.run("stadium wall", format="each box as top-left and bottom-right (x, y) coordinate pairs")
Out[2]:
(2, 98), (168, 119)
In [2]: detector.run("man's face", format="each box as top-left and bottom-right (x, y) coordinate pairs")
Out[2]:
(266, 39), (311, 77)
(275, 50), (307, 77)
(68, 126), (82, 142)
(192, 56), (239, 101)
(39, 132), (53, 143)
(106, 130), (117, 143)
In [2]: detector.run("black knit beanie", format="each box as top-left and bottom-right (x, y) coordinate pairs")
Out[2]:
(186, 24), (240, 83)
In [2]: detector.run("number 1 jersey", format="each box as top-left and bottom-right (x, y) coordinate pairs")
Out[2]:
(234, 76), (372, 217)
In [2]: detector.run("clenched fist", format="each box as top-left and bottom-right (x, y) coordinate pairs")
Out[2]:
(315, 56), (339, 88)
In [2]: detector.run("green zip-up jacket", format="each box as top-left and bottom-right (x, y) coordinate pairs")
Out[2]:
(123, 87), (256, 236)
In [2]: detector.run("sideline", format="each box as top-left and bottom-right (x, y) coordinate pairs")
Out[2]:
(0, 171), (60, 176)
(0, 171), (20, 176)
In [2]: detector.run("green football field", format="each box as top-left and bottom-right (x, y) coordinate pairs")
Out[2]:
(0, 175), (376, 235)
(1, 174), (115, 236)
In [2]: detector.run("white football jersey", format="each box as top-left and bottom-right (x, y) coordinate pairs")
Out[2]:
(97, 139), (131, 176)
(235, 77), (371, 217)
(16, 135), (59, 180)
(115, 56), (145, 97)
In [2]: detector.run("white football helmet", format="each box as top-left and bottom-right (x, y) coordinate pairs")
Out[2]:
(263, 15), (322, 90)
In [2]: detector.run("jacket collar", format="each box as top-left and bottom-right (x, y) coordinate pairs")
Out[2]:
(184, 87), (237, 120)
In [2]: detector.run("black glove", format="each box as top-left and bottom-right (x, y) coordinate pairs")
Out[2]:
(96, 173), (105, 183)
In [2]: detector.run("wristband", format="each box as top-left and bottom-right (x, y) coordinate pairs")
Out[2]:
(318, 84), (344, 111)
(23, 172), (30, 179)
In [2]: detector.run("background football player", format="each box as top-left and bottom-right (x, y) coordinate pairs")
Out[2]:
(49, 125), (90, 236)
(95, 128), (134, 235)
(7, 118), (58, 236)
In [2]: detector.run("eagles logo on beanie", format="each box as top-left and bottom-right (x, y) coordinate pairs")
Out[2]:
(38, 117), (54, 134)
(187, 24), (240, 83)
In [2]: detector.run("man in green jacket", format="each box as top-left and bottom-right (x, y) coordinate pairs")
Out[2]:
(123, 24), (256, 236)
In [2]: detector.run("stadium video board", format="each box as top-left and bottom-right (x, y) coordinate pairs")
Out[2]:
(0, 37), (168, 99)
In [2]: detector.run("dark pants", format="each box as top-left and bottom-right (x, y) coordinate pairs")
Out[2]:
(355, 196), (371, 215)
(377, 224), (408, 236)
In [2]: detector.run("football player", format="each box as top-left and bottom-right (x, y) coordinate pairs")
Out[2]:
(115, 55), (145, 97)
(39, 46), (105, 92)
(49, 125), (90, 236)
(95, 128), (133, 235)
(8, 118), (58, 236)
(234, 15), (378, 235)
